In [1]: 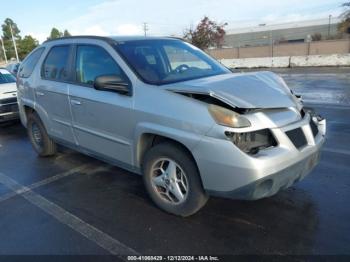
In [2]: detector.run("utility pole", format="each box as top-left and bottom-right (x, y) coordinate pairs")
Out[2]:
(0, 37), (8, 64)
(237, 37), (240, 59)
(143, 22), (149, 37)
(270, 31), (274, 58)
(328, 15), (332, 38)
(10, 25), (19, 62)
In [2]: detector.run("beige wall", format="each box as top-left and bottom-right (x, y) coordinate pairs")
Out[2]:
(239, 45), (271, 58)
(309, 40), (350, 55)
(208, 39), (350, 59)
(273, 42), (309, 57)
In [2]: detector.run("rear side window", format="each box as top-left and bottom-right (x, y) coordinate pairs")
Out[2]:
(18, 48), (45, 78)
(42, 45), (70, 81)
(75, 45), (123, 85)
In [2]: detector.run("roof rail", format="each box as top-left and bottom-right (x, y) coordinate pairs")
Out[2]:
(43, 35), (114, 44)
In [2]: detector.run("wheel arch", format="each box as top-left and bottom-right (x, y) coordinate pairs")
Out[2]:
(134, 124), (203, 178)
(137, 133), (197, 166)
(20, 104), (35, 127)
(21, 102), (50, 131)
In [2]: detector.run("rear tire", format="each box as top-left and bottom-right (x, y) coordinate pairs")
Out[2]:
(27, 112), (57, 157)
(142, 142), (208, 217)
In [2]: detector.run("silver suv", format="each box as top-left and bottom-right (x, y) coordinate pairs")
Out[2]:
(17, 36), (326, 216)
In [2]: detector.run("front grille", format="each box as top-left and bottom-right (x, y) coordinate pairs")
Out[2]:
(0, 97), (17, 105)
(0, 104), (18, 114)
(286, 128), (307, 149)
(310, 119), (319, 137)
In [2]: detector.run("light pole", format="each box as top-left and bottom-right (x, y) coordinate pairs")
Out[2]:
(10, 25), (19, 62)
(0, 37), (8, 64)
(143, 22), (149, 37)
(328, 15), (332, 38)
(270, 31), (274, 57)
(237, 36), (240, 58)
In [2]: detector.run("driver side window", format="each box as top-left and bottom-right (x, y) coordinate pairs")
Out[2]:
(75, 45), (124, 86)
(163, 45), (211, 70)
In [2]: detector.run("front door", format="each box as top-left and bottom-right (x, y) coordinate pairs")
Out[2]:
(68, 44), (134, 166)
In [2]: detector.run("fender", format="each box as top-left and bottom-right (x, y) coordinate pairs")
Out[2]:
(133, 122), (208, 168)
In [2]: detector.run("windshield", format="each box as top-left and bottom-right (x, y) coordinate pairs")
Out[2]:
(0, 70), (16, 84)
(115, 39), (230, 85)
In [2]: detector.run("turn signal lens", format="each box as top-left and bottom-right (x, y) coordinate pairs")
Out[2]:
(208, 104), (251, 128)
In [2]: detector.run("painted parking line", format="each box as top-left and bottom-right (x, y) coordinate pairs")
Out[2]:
(0, 172), (139, 257)
(0, 164), (93, 203)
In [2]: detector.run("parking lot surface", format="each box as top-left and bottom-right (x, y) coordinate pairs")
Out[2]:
(0, 68), (349, 257)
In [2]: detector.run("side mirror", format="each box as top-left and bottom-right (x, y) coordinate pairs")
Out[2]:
(94, 75), (131, 95)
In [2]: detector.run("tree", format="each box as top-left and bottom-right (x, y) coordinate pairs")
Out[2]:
(47, 28), (72, 40)
(47, 27), (62, 40)
(0, 18), (39, 61)
(1, 18), (21, 60)
(338, 2), (350, 34)
(18, 35), (39, 60)
(183, 16), (227, 50)
(311, 33), (322, 41)
(63, 30), (71, 37)
(1, 18), (20, 40)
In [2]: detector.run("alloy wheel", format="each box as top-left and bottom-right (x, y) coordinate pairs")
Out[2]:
(150, 158), (189, 205)
(31, 122), (43, 148)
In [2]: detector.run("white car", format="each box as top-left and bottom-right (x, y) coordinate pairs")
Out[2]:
(0, 68), (19, 123)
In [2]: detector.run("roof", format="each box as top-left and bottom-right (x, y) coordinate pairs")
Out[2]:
(43, 35), (112, 44)
(44, 35), (180, 44)
(111, 36), (179, 41)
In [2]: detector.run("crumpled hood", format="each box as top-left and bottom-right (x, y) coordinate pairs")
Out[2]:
(0, 82), (17, 99)
(165, 71), (300, 109)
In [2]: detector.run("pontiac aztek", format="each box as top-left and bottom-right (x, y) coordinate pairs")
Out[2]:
(16, 36), (326, 216)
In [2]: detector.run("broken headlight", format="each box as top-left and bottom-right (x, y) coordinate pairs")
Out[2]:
(208, 104), (251, 128)
(303, 107), (324, 122)
(225, 129), (277, 155)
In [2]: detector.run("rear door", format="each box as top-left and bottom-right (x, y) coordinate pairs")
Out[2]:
(36, 45), (76, 144)
(68, 43), (134, 165)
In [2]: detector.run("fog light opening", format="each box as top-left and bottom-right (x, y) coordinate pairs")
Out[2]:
(255, 179), (273, 198)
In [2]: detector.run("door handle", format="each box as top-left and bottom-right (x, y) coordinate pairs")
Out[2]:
(70, 99), (82, 106)
(36, 91), (45, 96)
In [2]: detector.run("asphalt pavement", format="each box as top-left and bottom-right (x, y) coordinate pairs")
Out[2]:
(0, 67), (349, 259)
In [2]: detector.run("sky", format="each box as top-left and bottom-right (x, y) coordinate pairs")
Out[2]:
(0, 0), (346, 43)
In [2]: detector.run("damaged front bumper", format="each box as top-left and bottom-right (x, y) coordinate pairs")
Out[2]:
(192, 112), (326, 200)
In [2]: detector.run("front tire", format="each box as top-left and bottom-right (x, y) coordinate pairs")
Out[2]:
(27, 112), (57, 157)
(142, 142), (208, 217)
